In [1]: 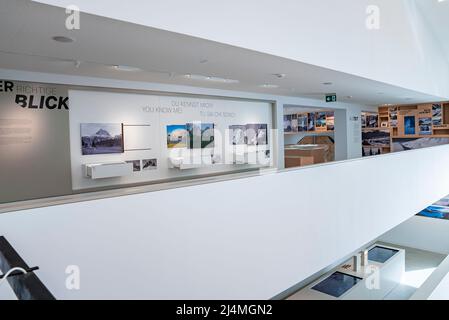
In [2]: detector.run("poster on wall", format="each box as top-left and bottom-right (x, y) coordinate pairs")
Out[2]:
(392, 137), (449, 152)
(404, 116), (416, 135)
(166, 125), (187, 148)
(362, 129), (390, 147)
(298, 114), (308, 132)
(187, 122), (215, 149)
(432, 104), (443, 126)
(308, 113), (315, 131)
(0, 80), (72, 203)
(326, 112), (335, 131)
(417, 194), (449, 220)
(229, 125), (246, 145)
(283, 115), (292, 133)
(419, 118), (432, 135)
(246, 123), (268, 146)
(389, 107), (398, 128)
(80, 123), (124, 155)
(365, 113), (379, 128)
(291, 114), (298, 132)
(316, 112), (327, 129)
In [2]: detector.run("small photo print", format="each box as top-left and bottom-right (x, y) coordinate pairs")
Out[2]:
(432, 104), (442, 126)
(404, 116), (416, 135)
(166, 125), (187, 149)
(229, 125), (246, 145)
(126, 160), (141, 172)
(81, 123), (124, 155)
(142, 158), (157, 170)
(419, 117), (432, 135)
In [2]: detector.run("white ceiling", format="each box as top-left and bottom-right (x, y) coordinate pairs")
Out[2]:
(0, 0), (445, 106)
(416, 0), (449, 64)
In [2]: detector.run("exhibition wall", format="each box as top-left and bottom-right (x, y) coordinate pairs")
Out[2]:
(1, 143), (449, 299)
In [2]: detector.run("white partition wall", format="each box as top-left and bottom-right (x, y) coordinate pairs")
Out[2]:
(1, 145), (449, 299)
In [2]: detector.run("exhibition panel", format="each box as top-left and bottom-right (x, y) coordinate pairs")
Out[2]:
(362, 103), (449, 157)
(0, 80), (275, 204)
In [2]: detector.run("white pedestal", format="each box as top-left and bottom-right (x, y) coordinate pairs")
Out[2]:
(84, 162), (133, 179)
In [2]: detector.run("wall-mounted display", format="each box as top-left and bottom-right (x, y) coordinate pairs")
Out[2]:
(392, 137), (449, 152)
(326, 112), (335, 131)
(290, 114), (298, 132)
(389, 107), (398, 128)
(308, 113), (316, 131)
(81, 123), (124, 155)
(417, 194), (449, 220)
(297, 114), (308, 132)
(126, 160), (141, 172)
(283, 115), (292, 132)
(246, 124), (268, 146)
(362, 129), (390, 147)
(404, 116), (416, 135)
(432, 104), (442, 126)
(365, 113), (379, 128)
(419, 117), (432, 135)
(316, 112), (327, 129)
(166, 125), (187, 149)
(229, 125), (246, 145)
(187, 122), (215, 149)
(142, 158), (157, 170)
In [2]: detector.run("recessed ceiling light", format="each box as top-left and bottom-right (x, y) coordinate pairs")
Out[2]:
(52, 36), (75, 43)
(112, 65), (141, 72)
(322, 82), (333, 85)
(346, 96), (353, 99)
(183, 74), (239, 84)
(200, 59), (209, 64)
(273, 73), (287, 79)
(260, 84), (279, 89)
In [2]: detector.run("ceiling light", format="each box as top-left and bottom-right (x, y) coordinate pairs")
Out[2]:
(273, 73), (287, 79)
(322, 82), (333, 85)
(200, 59), (209, 64)
(52, 36), (75, 43)
(112, 65), (142, 72)
(346, 96), (353, 99)
(260, 84), (279, 89)
(183, 74), (239, 84)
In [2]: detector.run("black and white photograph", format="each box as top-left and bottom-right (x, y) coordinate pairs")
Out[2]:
(246, 124), (268, 146)
(187, 123), (215, 149)
(291, 114), (298, 132)
(142, 158), (158, 170)
(392, 137), (449, 152)
(365, 113), (379, 128)
(419, 117), (432, 135)
(432, 104), (443, 126)
(81, 123), (124, 155)
(126, 160), (141, 172)
(362, 147), (382, 157)
(389, 107), (398, 128)
(307, 112), (315, 131)
(229, 125), (246, 145)
(362, 129), (391, 147)
(297, 114), (308, 132)
(283, 115), (292, 132)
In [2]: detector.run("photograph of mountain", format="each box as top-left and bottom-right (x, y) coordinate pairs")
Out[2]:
(166, 125), (187, 149)
(419, 117), (432, 135)
(366, 113), (379, 128)
(362, 129), (391, 147)
(389, 107), (398, 128)
(142, 158), (157, 170)
(392, 137), (449, 152)
(432, 104), (443, 126)
(81, 123), (124, 155)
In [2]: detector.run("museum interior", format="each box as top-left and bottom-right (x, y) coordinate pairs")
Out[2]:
(1, 0), (449, 301)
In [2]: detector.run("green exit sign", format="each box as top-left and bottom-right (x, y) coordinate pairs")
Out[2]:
(325, 94), (337, 103)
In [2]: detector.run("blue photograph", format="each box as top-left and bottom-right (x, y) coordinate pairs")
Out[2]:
(417, 205), (449, 220)
(404, 116), (416, 135)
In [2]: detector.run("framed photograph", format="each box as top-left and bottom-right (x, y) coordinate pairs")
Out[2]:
(166, 125), (187, 149)
(81, 123), (124, 155)
(126, 160), (141, 172)
(142, 158), (157, 170)
(308, 113), (316, 131)
(291, 114), (299, 133)
(366, 113), (379, 128)
(229, 125), (246, 145)
(419, 117), (432, 135)
(283, 115), (292, 132)
(187, 123), (215, 149)
(297, 114), (308, 132)
(326, 111), (335, 131)
(316, 112), (327, 128)
(246, 124), (268, 146)
(432, 104), (442, 126)
(362, 129), (390, 147)
(404, 116), (416, 135)
(381, 122), (389, 128)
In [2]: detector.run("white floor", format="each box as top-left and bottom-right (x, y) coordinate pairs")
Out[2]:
(380, 242), (446, 300)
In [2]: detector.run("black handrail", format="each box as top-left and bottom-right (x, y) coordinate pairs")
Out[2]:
(0, 236), (55, 300)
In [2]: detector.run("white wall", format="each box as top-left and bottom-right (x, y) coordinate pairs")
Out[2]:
(35, 0), (449, 99)
(2, 145), (449, 299)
